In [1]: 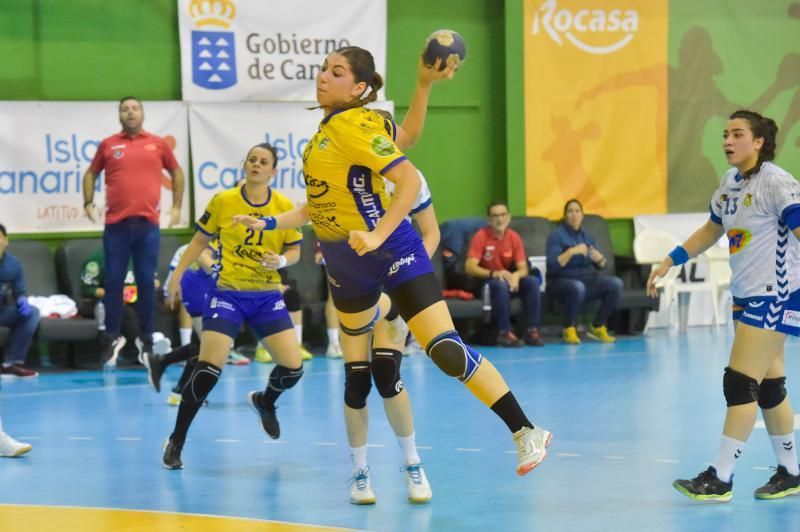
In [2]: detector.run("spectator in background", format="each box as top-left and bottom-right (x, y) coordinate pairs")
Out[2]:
(82, 96), (185, 365)
(465, 202), (544, 347)
(80, 246), (148, 367)
(545, 199), (622, 344)
(0, 223), (40, 378)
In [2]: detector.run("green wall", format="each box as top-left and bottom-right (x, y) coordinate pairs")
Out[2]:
(0, 0), (634, 255)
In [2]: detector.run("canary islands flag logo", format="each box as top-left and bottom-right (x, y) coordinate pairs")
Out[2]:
(189, 0), (237, 90)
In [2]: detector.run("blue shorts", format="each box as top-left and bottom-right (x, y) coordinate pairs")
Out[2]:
(180, 269), (214, 317)
(202, 286), (293, 339)
(733, 292), (800, 336)
(319, 220), (434, 303)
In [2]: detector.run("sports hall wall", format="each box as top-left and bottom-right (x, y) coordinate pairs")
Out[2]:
(0, 0), (511, 245)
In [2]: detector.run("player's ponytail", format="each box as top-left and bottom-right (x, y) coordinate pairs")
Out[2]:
(334, 46), (382, 110)
(729, 110), (779, 178)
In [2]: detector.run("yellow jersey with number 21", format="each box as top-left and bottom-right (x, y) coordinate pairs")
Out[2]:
(196, 186), (302, 291)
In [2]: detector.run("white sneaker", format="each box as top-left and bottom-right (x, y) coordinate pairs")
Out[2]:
(0, 432), (32, 457)
(402, 463), (432, 503)
(326, 341), (343, 358)
(103, 336), (127, 370)
(387, 316), (409, 345)
(349, 467), (376, 505)
(513, 425), (552, 476)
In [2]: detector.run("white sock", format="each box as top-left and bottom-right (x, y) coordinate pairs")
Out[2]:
(179, 328), (192, 346)
(713, 435), (746, 482)
(327, 328), (339, 344)
(770, 433), (800, 475)
(294, 324), (303, 344)
(351, 445), (368, 471)
(397, 432), (421, 465)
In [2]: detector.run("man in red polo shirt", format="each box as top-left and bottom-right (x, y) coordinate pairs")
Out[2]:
(82, 96), (185, 367)
(465, 201), (543, 347)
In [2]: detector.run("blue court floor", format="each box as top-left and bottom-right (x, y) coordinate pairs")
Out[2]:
(2, 327), (800, 531)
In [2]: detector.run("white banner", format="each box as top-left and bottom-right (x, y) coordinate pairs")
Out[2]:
(189, 101), (393, 214)
(178, 0), (387, 102)
(0, 101), (190, 233)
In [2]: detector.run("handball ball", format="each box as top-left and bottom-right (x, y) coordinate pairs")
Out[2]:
(422, 29), (466, 71)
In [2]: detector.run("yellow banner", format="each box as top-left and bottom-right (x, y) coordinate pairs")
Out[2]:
(524, 0), (668, 219)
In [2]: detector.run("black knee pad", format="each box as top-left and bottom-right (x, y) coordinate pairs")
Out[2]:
(371, 348), (403, 398)
(344, 361), (372, 408)
(723, 366), (759, 407)
(759, 377), (787, 409)
(268, 364), (304, 392)
(283, 287), (302, 313)
(426, 330), (483, 383)
(182, 361), (222, 404)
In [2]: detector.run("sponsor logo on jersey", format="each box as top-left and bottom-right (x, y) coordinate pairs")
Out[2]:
(370, 135), (395, 157)
(388, 254), (416, 276)
(782, 310), (800, 328)
(272, 299), (286, 311)
(727, 228), (751, 254)
(744, 193), (752, 207)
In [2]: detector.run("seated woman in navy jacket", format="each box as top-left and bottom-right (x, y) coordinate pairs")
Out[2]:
(545, 199), (623, 344)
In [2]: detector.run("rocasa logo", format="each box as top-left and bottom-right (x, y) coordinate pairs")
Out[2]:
(531, 0), (639, 55)
(189, 0), (237, 89)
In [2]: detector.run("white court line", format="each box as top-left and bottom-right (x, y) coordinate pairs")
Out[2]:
(456, 448), (482, 452)
(116, 437), (141, 441)
(263, 440), (287, 444)
(215, 439), (240, 443)
(604, 456), (628, 460)
(366, 444), (385, 448)
(313, 441), (338, 446)
(417, 446), (433, 450)
(2, 350), (654, 399)
(753, 466), (770, 471)
(67, 436), (93, 440)
(556, 453), (581, 458)
(654, 458), (679, 463)
(15, 436), (43, 440)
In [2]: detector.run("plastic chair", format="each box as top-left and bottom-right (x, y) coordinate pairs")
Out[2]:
(704, 243), (732, 325)
(633, 229), (720, 331)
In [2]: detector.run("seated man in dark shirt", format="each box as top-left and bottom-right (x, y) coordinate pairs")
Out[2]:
(466, 202), (544, 347)
(545, 199), (623, 344)
(0, 223), (40, 378)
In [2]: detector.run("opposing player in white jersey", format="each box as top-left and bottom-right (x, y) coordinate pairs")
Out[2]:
(648, 110), (800, 501)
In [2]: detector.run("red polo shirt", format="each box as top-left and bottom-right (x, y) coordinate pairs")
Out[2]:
(467, 226), (526, 272)
(89, 130), (179, 225)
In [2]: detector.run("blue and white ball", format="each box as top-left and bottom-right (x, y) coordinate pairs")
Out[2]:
(422, 29), (466, 71)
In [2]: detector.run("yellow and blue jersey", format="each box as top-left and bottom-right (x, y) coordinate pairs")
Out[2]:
(196, 185), (302, 291)
(302, 106), (408, 242)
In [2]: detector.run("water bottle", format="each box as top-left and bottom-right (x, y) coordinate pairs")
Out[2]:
(482, 282), (492, 324)
(95, 300), (106, 331)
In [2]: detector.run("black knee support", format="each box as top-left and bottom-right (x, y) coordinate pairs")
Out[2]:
(759, 377), (787, 409)
(182, 361), (222, 404)
(426, 330), (483, 383)
(268, 364), (304, 393)
(723, 366), (759, 407)
(283, 287), (302, 313)
(371, 348), (403, 398)
(344, 361), (372, 408)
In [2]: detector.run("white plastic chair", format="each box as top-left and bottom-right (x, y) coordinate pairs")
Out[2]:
(704, 243), (732, 325)
(634, 228), (720, 331)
